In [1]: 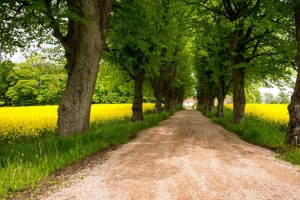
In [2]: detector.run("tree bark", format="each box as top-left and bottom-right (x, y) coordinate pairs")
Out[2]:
(202, 77), (215, 112)
(164, 93), (170, 112)
(286, 1), (300, 145)
(169, 88), (177, 109)
(155, 96), (162, 114)
(131, 69), (146, 122)
(57, 0), (113, 136)
(216, 76), (230, 118)
(232, 66), (246, 124)
(216, 96), (225, 117)
(150, 79), (163, 114)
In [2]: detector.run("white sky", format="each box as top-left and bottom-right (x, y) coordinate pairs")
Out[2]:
(258, 87), (280, 96)
(11, 51), (26, 63)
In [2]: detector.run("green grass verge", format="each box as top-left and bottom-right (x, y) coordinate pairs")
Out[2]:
(0, 106), (183, 199)
(198, 106), (300, 167)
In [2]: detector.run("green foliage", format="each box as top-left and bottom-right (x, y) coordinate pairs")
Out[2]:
(92, 61), (156, 104)
(0, 60), (14, 105)
(0, 110), (177, 199)
(245, 87), (262, 103)
(37, 73), (67, 105)
(0, 1), (70, 54)
(262, 91), (290, 104)
(93, 61), (134, 104)
(193, 0), (295, 110)
(105, 0), (154, 76)
(2, 55), (67, 106)
(274, 91), (291, 104)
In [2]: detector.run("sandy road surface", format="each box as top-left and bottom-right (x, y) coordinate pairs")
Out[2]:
(42, 109), (300, 200)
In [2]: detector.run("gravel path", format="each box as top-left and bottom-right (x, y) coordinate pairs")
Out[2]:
(42, 109), (300, 200)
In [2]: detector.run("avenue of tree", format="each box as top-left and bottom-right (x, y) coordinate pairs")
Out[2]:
(0, 0), (300, 145)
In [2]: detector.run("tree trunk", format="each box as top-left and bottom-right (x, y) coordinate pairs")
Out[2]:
(216, 97), (225, 118)
(206, 98), (215, 112)
(131, 69), (146, 122)
(232, 66), (246, 124)
(57, 0), (113, 136)
(286, 2), (300, 145)
(216, 76), (230, 118)
(164, 92), (170, 112)
(177, 88), (184, 106)
(150, 80), (163, 114)
(198, 89), (205, 108)
(155, 96), (162, 114)
(202, 78), (215, 112)
(196, 87), (202, 108)
(169, 88), (178, 109)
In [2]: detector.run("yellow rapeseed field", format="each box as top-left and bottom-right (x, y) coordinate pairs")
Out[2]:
(0, 103), (154, 140)
(224, 104), (289, 124)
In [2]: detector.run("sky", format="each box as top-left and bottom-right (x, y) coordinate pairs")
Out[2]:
(11, 52), (26, 63)
(258, 87), (280, 97)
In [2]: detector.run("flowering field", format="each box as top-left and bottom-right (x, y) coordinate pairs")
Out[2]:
(0, 103), (154, 140)
(224, 104), (289, 124)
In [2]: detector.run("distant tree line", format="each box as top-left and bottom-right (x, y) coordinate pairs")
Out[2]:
(0, 54), (189, 106)
(0, 55), (66, 106)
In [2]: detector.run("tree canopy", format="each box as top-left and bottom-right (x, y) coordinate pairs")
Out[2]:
(0, 0), (299, 142)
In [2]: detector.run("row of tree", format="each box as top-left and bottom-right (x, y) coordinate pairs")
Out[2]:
(1, 0), (194, 129)
(0, 56), (66, 106)
(187, 0), (300, 145)
(1, 0), (300, 145)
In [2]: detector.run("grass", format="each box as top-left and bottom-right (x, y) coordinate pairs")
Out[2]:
(0, 105), (183, 199)
(198, 106), (300, 166)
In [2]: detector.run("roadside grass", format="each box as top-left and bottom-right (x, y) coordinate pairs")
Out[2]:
(0, 105), (182, 199)
(198, 107), (300, 166)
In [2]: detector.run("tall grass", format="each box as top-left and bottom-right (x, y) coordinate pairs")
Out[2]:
(0, 105), (183, 199)
(198, 106), (300, 166)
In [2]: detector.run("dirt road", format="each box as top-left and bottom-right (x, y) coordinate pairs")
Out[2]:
(43, 109), (300, 200)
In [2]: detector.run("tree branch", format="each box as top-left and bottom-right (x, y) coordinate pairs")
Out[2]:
(243, 30), (273, 46)
(223, 0), (234, 20)
(234, 1), (250, 18)
(1, 1), (28, 20)
(43, 0), (69, 52)
(187, 1), (229, 19)
(245, 51), (283, 62)
(251, 38), (261, 56)
(247, 0), (261, 16)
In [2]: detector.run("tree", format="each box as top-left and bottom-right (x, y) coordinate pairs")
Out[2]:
(0, 60), (14, 106)
(263, 92), (275, 104)
(245, 88), (262, 104)
(286, 0), (300, 145)
(1, 0), (114, 135)
(93, 61), (134, 104)
(36, 70), (67, 105)
(274, 91), (290, 104)
(4, 55), (67, 106)
(193, 13), (229, 115)
(191, 0), (293, 123)
(141, 0), (194, 113)
(5, 56), (41, 105)
(105, 0), (153, 121)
